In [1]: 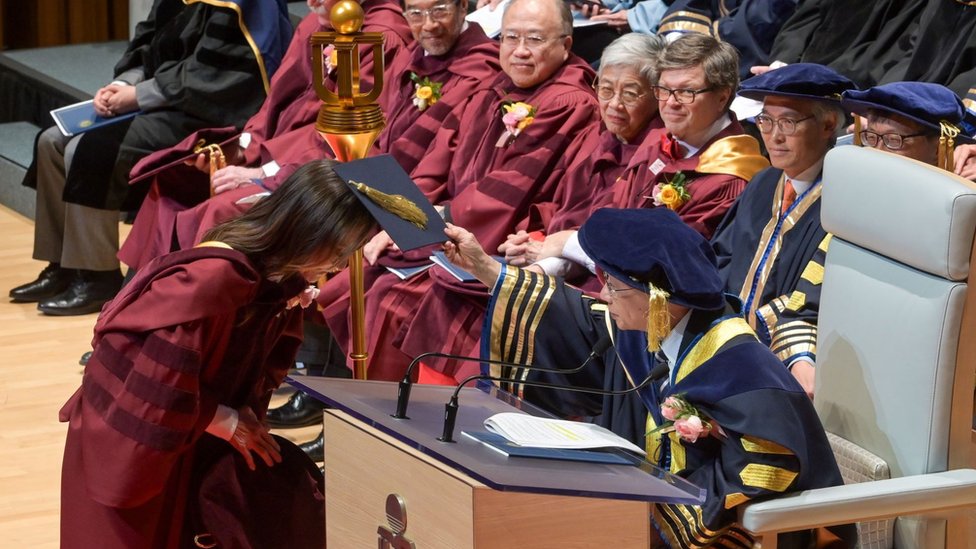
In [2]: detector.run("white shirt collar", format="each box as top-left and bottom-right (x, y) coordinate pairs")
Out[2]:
(785, 157), (824, 195)
(676, 115), (733, 158)
(659, 311), (691, 384)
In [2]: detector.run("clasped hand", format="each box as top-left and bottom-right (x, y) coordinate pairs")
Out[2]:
(93, 83), (138, 118)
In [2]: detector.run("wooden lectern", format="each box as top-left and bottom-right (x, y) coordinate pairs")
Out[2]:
(292, 377), (704, 548)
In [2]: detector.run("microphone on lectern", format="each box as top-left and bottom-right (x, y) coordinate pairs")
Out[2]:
(391, 333), (612, 420)
(438, 339), (668, 443)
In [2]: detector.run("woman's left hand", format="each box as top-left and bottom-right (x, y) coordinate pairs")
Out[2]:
(230, 406), (282, 470)
(287, 286), (320, 309)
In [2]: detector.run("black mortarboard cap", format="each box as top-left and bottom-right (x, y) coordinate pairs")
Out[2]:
(333, 154), (448, 251)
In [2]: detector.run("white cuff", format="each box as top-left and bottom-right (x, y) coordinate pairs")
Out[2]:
(261, 160), (279, 177)
(562, 232), (596, 273)
(534, 257), (574, 276)
(205, 404), (239, 441)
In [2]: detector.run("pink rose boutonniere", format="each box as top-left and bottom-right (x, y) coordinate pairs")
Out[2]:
(496, 101), (536, 147)
(410, 72), (443, 112)
(650, 172), (691, 211)
(650, 394), (721, 444)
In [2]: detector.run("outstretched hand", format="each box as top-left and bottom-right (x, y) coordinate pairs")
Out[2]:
(443, 224), (501, 286)
(229, 406), (282, 470)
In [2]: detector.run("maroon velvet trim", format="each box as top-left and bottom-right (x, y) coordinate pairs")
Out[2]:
(142, 332), (202, 375)
(83, 374), (187, 451)
(91, 339), (197, 414)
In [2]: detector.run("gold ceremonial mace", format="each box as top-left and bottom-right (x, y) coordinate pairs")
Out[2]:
(312, 0), (386, 380)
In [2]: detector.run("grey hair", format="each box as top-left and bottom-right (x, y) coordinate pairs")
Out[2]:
(598, 33), (667, 86)
(504, 0), (573, 36)
(811, 102), (847, 146)
(657, 34), (740, 107)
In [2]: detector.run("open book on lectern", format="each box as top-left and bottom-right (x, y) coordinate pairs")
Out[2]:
(462, 412), (645, 465)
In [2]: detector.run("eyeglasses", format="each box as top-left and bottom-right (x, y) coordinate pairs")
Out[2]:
(755, 113), (814, 136)
(651, 85), (715, 104)
(597, 269), (635, 297)
(594, 83), (649, 107)
(499, 32), (566, 51)
(402, 2), (456, 23)
(858, 129), (928, 151)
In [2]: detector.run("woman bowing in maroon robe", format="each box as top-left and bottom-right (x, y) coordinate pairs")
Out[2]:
(59, 160), (376, 549)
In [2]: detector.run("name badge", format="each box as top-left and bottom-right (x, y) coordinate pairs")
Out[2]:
(649, 158), (666, 175)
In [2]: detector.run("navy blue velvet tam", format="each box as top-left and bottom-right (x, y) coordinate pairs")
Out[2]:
(738, 63), (856, 103)
(841, 82), (969, 137)
(578, 208), (725, 310)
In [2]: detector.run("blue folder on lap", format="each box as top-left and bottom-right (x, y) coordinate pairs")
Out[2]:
(50, 99), (139, 137)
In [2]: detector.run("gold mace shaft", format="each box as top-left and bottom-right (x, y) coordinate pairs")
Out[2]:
(313, 0), (386, 380)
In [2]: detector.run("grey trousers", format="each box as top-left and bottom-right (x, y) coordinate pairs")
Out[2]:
(32, 126), (120, 271)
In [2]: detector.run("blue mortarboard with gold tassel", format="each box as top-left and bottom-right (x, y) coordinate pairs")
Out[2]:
(841, 82), (975, 171)
(333, 154), (448, 251)
(578, 208), (725, 352)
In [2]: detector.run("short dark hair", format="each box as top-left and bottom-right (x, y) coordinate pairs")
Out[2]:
(657, 34), (740, 107)
(203, 159), (376, 279)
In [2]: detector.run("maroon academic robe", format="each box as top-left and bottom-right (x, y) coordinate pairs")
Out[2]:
(376, 23), (500, 155)
(118, 1), (413, 271)
(604, 116), (769, 239)
(545, 116), (664, 234)
(59, 246), (305, 549)
(320, 58), (600, 382)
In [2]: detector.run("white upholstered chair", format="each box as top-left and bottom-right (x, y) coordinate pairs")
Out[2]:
(738, 146), (976, 548)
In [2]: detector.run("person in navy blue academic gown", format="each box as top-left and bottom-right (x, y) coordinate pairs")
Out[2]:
(710, 63), (856, 398)
(443, 208), (856, 548)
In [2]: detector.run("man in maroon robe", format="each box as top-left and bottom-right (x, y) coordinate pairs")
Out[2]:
(607, 33), (768, 239)
(492, 34), (768, 300)
(118, 0), (414, 272)
(320, 0), (601, 382)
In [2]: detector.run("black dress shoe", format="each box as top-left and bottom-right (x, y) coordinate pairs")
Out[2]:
(299, 431), (324, 463)
(9, 263), (71, 302)
(266, 391), (325, 428)
(79, 351), (92, 366)
(37, 269), (124, 316)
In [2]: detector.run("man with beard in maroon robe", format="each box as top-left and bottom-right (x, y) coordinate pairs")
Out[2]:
(320, 0), (600, 383)
(118, 0), (414, 272)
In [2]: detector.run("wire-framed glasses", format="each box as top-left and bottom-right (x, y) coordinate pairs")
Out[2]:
(755, 113), (814, 136)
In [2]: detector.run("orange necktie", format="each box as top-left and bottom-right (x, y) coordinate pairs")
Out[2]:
(781, 180), (797, 216)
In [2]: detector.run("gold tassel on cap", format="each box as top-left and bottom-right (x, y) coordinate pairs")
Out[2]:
(853, 116), (863, 147)
(193, 139), (226, 196)
(350, 180), (428, 229)
(938, 121), (960, 172)
(646, 282), (672, 352)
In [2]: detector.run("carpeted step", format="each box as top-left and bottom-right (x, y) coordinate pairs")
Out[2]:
(0, 121), (42, 219)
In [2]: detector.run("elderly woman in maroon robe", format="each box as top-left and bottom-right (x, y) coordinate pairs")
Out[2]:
(495, 34), (770, 299)
(59, 160), (376, 549)
(496, 32), (667, 290)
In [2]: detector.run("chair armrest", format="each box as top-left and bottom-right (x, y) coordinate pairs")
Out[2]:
(740, 469), (976, 533)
